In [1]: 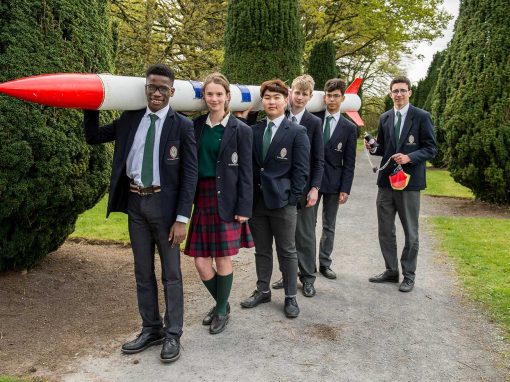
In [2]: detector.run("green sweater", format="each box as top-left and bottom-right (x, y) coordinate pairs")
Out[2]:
(198, 124), (224, 178)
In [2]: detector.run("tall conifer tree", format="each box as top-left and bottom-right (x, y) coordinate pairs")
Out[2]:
(308, 39), (337, 90)
(432, 0), (510, 203)
(0, 0), (115, 270)
(223, 0), (304, 84)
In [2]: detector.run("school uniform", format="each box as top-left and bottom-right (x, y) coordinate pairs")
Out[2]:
(313, 111), (357, 270)
(184, 113), (254, 257)
(249, 115), (310, 296)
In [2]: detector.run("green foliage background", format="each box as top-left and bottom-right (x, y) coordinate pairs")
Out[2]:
(0, 0), (115, 270)
(223, 0), (304, 84)
(307, 39), (337, 90)
(432, 0), (510, 203)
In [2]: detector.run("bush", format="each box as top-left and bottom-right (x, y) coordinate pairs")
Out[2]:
(308, 39), (337, 90)
(0, 0), (115, 271)
(223, 0), (304, 84)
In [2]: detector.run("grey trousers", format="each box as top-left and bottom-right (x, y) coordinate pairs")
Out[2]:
(296, 195), (318, 284)
(249, 199), (298, 296)
(316, 193), (340, 269)
(127, 192), (183, 339)
(376, 187), (420, 280)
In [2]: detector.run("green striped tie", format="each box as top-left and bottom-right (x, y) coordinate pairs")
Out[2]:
(394, 111), (402, 148)
(262, 121), (274, 160)
(141, 113), (158, 187)
(324, 115), (333, 144)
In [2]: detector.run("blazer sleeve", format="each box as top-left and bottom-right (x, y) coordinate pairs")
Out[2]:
(83, 110), (117, 144)
(289, 126), (311, 205)
(340, 125), (357, 194)
(408, 111), (437, 165)
(372, 115), (386, 157)
(235, 122), (253, 217)
(309, 119), (325, 189)
(176, 120), (198, 219)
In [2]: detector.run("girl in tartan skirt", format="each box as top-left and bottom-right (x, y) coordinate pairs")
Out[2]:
(184, 73), (254, 334)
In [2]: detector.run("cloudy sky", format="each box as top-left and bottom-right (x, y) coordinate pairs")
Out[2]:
(405, 0), (460, 82)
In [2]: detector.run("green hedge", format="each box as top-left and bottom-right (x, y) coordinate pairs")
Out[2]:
(0, 0), (115, 271)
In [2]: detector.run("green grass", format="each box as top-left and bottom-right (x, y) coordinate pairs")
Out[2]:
(425, 168), (474, 199)
(0, 377), (46, 382)
(70, 195), (129, 243)
(431, 217), (510, 340)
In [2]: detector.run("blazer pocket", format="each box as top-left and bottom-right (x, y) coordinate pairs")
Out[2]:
(164, 140), (181, 165)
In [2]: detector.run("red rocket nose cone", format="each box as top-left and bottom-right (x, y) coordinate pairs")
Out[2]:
(0, 73), (105, 109)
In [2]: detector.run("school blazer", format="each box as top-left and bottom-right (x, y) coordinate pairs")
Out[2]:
(194, 114), (253, 221)
(83, 108), (198, 220)
(372, 104), (437, 190)
(297, 110), (325, 193)
(252, 118), (310, 210)
(313, 111), (357, 194)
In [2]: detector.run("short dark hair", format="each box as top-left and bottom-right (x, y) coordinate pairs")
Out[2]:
(146, 63), (175, 82)
(324, 78), (346, 94)
(260, 79), (288, 97)
(390, 76), (411, 90)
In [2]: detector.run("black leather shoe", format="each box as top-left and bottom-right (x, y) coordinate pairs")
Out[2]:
(272, 278), (284, 289)
(240, 290), (271, 308)
(320, 266), (337, 279)
(209, 314), (230, 334)
(160, 338), (180, 363)
(369, 270), (399, 283)
(284, 297), (300, 318)
(121, 331), (164, 354)
(202, 303), (230, 326)
(399, 278), (415, 292)
(302, 282), (316, 297)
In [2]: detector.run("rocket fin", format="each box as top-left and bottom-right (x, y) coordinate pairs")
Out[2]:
(345, 78), (362, 94)
(346, 111), (364, 126)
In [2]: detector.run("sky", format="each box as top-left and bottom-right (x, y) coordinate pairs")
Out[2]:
(405, 0), (460, 83)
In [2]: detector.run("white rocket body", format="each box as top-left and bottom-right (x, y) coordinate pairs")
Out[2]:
(97, 75), (360, 114)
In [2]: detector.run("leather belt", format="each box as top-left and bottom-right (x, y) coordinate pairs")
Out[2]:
(130, 182), (161, 196)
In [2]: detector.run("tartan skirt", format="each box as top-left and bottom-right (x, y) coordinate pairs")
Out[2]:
(184, 178), (254, 258)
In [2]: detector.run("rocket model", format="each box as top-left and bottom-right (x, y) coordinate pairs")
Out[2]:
(0, 74), (364, 126)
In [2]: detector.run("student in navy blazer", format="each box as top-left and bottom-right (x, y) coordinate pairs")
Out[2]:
(184, 73), (253, 335)
(367, 76), (436, 293)
(240, 79), (310, 319)
(84, 64), (198, 363)
(272, 74), (324, 298)
(313, 78), (357, 280)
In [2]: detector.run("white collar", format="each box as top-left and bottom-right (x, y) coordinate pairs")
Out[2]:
(206, 112), (230, 128)
(267, 114), (286, 129)
(144, 104), (170, 120)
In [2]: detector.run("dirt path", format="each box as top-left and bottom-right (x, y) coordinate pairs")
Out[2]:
(1, 156), (509, 381)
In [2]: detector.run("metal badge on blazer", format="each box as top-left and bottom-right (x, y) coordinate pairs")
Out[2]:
(337, 142), (343, 151)
(169, 146), (178, 159)
(231, 152), (238, 164)
(409, 135), (415, 144)
(280, 148), (287, 158)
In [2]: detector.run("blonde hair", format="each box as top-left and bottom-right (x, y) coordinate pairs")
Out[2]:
(202, 72), (231, 112)
(291, 74), (315, 93)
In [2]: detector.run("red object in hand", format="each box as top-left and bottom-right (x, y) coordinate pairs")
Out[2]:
(389, 166), (410, 190)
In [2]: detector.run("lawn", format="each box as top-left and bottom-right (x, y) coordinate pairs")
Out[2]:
(425, 168), (474, 199)
(70, 195), (129, 243)
(430, 217), (510, 340)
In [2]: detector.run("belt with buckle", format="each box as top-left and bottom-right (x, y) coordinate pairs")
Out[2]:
(130, 182), (161, 196)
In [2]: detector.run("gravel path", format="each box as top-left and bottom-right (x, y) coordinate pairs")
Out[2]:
(62, 153), (509, 382)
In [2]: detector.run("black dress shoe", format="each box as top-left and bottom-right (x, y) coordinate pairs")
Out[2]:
(202, 303), (230, 325)
(368, 270), (399, 283)
(272, 278), (284, 289)
(240, 290), (271, 308)
(284, 297), (300, 318)
(121, 331), (164, 354)
(160, 338), (180, 363)
(302, 282), (316, 297)
(399, 277), (415, 292)
(319, 266), (337, 279)
(209, 314), (230, 334)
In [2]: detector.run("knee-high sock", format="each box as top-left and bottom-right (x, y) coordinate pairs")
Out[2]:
(216, 273), (233, 315)
(202, 273), (217, 301)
